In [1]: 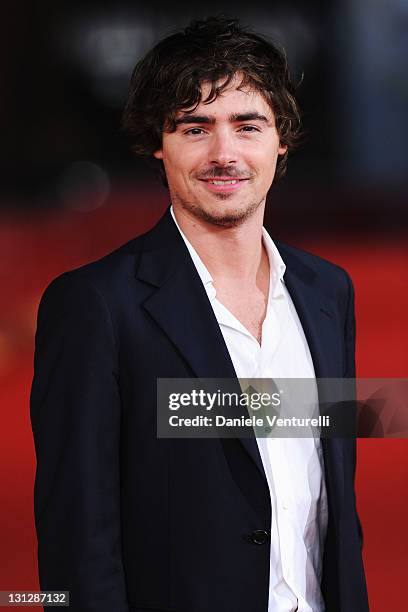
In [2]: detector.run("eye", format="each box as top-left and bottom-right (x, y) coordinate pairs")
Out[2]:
(184, 127), (206, 136)
(238, 125), (261, 133)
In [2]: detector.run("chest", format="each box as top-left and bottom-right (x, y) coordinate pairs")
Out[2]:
(215, 285), (268, 343)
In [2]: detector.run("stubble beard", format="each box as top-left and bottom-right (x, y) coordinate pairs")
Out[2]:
(171, 191), (265, 228)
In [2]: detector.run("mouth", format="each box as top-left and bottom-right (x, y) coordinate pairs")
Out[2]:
(198, 178), (249, 192)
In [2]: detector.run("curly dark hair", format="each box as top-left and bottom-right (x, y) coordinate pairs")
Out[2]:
(122, 16), (302, 182)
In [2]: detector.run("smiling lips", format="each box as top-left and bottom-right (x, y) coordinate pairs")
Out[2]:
(199, 177), (249, 192)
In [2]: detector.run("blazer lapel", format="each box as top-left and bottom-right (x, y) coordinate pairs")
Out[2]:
(279, 252), (341, 380)
(137, 208), (266, 477)
(278, 243), (345, 518)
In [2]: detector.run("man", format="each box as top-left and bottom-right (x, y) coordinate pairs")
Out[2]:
(31, 16), (369, 612)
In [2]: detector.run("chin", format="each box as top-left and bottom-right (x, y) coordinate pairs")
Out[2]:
(192, 199), (262, 228)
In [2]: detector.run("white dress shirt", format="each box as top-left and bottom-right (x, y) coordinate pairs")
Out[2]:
(170, 206), (328, 612)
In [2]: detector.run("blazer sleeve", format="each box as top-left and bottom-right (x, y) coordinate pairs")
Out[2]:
(342, 270), (365, 549)
(343, 270), (356, 379)
(30, 273), (129, 611)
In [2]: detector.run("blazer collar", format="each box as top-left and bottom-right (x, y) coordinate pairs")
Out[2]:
(137, 207), (237, 380)
(276, 242), (342, 379)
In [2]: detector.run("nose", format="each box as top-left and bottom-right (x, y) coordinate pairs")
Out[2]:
(208, 129), (237, 166)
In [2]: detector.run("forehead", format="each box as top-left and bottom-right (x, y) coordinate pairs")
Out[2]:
(176, 76), (273, 119)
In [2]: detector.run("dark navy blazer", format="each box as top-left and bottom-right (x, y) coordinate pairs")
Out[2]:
(31, 207), (369, 612)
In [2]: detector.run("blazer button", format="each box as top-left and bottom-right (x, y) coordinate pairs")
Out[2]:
(250, 529), (270, 545)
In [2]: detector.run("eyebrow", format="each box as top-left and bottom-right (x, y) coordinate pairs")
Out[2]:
(174, 111), (271, 126)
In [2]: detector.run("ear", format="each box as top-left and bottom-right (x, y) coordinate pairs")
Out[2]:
(278, 144), (288, 156)
(153, 149), (164, 159)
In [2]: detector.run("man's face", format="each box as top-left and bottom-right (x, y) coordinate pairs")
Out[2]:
(153, 74), (287, 227)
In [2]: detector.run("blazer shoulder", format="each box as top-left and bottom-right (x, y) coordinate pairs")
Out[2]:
(39, 231), (148, 309)
(275, 240), (355, 314)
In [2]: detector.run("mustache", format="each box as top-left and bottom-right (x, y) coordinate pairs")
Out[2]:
(195, 167), (253, 180)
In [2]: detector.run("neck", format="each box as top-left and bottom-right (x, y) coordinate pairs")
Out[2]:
(172, 202), (267, 282)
